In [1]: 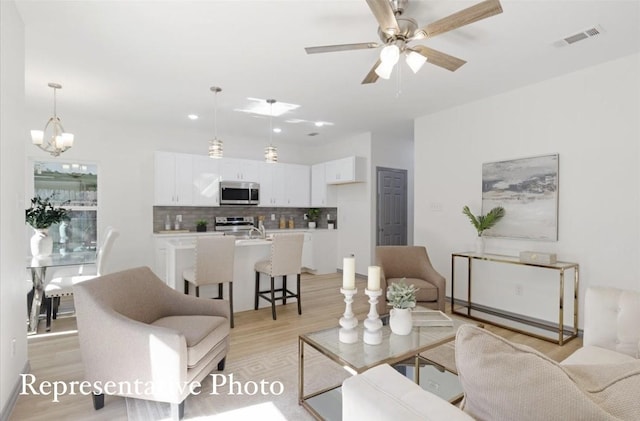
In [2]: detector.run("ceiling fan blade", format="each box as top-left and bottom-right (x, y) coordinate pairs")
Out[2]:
(365, 0), (400, 35)
(362, 59), (382, 84)
(416, 0), (503, 40)
(305, 42), (379, 54)
(411, 45), (466, 72)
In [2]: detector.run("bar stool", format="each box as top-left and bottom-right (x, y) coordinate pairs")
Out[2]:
(183, 236), (236, 327)
(254, 233), (304, 320)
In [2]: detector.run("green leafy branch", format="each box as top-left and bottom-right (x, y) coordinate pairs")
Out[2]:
(386, 280), (419, 309)
(462, 205), (505, 237)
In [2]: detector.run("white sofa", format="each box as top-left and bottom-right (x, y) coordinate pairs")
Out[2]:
(342, 287), (640, 421)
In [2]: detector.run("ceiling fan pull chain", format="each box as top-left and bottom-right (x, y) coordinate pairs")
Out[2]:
(395, 61), (403, 98)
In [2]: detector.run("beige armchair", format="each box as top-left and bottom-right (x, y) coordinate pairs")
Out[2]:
(375, 246), (446, 315)
(74, 266), (230, 420)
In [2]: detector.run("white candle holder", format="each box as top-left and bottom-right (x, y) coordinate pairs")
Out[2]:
(363, 288), (383, 345)
(339, 288), (358, 343)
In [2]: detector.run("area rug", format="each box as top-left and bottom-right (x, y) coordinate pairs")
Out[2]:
(125, 341), (350, 420)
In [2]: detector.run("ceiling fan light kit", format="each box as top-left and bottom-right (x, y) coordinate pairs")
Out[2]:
(31, 82), (74, 157)
(305, 0), (503, 84)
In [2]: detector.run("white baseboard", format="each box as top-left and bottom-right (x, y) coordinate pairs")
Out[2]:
(1, 360), (30, 421)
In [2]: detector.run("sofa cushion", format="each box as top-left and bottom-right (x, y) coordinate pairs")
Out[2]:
(455, 325), (640, 421)
(152, 315), (229, 368)
(562, 345), (638, 365)
(342, 364), (474, 421)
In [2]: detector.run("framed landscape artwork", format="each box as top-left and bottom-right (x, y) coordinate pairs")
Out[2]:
(482, 154), (559, 241)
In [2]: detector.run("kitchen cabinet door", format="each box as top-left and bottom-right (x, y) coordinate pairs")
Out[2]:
(221, 158), (260, 182)
(154, 152), (194, 205)
(311, 163), (336, 207)
(285, 164), (310, 207)
(192, 155), (222, 206)
(259, 163), (286, 206)
(325, 156), (366, 184)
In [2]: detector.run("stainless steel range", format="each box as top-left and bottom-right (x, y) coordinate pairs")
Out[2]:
(214, 216), (255, 236)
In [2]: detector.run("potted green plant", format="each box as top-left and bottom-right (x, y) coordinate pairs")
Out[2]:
(196, 219), (208, 232)
(26, 196), (69, 257)
(307, 208), (320, 229)
(386, 281), (419, 335)
(462, 205), (505, 254)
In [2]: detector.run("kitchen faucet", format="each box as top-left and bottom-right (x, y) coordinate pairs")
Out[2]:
(249, 225), (266, 239)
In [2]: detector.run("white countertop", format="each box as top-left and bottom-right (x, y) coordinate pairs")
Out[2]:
(153, 228), (336, 238)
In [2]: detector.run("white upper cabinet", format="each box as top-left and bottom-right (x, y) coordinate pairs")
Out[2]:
(285, 164), (310, 207)
(220, 158), (260, 182)
(154, 152), (194, 206)
(325, 156), (366, 184)
(191, 155), (222, 206)
(259, 163), (309, 207)
(259, 163), (286, 206)
(311, 163), (336, 207)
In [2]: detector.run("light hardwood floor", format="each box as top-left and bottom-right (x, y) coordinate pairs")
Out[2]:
(10, 273), (582, 420)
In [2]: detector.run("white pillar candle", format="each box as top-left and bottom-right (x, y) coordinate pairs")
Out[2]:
(343, 257), (355, 290)
(367, 266), (381, 291)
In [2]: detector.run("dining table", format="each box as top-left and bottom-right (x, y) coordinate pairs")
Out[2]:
(26, 250), (96, 334)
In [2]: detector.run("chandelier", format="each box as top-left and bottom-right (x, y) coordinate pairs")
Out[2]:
(31, 83), (74, 157)
(208, 86), (223, 158)
(264, 99), (278, 163)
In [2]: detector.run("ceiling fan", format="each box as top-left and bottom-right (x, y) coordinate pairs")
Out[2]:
(305, 0), (503, 84)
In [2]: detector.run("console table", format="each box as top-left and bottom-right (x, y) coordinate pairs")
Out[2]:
(451, 252), (579, 345)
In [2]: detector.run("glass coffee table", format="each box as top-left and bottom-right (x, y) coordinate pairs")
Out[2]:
(298, 320), (467, 420)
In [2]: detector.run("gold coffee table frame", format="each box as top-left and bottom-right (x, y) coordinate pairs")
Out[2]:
(451, 252), (579, 345)
(298, 321), (466, 420)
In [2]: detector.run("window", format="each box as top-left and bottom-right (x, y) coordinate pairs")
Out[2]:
(31, 160), (98, 253)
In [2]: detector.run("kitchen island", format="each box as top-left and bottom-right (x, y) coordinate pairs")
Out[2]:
(154, 229), (337, 313)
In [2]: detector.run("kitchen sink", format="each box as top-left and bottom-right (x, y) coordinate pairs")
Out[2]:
(235, 238), (271, 245)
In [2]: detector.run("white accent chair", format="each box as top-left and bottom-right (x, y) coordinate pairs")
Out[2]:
(254, 233), (304, 320)
(74, 266), (230, 420)
(182, 236), (236, 327)
(44, 226), (119, 330)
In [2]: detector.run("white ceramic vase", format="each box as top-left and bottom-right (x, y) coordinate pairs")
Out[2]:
(389, 308), (413, 335)
(475, 236), (485, 255)
(308, 221), (316, 229)
(30, 228), (53, 257)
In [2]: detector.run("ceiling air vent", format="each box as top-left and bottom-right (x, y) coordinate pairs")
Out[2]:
(554, 25), (604, 47)
(307, 132), (320, 137)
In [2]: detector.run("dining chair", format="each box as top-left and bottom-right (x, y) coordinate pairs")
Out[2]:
(182, 236), (236, 328)
(254, 233), (304, 320)
(44, 227), (119, 330)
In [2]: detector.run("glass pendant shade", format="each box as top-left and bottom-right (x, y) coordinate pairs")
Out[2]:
(32, 83), (74, 157)
(264, 99), (278, 163)
(264, 145), (278, 163)
(374, 60), (396, 79)
(208, 86), (223, 158)
(208, 138), (223, 158)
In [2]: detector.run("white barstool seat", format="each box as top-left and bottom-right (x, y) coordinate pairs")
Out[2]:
(254, 233), (304, 320)
(44, 227), (119, 331)
(183, 236), (236, 328)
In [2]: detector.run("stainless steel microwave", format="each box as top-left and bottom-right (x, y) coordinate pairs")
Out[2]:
(220, 181), (260, 205)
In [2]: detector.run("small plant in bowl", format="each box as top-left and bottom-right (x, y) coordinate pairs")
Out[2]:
(387, 281), (419, 309)
(196, 219), (208, 232)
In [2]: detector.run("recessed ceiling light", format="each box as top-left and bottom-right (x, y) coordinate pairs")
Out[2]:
(315, 122), (324, 127)
(315, 121), (334, 127)
(235, 98), (300, 117)
(188, 114), (199, 120)
(273, 128), (282, 133)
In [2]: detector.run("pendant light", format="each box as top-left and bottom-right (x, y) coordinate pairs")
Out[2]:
(31, 82), (74, 157)
(208, 86), (223, 158)
(264, 99), (278, 163)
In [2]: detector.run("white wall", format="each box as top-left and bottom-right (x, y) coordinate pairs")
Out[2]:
(305, 133), (373, 275)
(0, 0), (28, 415)
(414, 53), (640, 328)
(371, 122), (415, 248)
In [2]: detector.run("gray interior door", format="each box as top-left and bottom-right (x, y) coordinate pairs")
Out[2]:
(377, 167), (407, 245)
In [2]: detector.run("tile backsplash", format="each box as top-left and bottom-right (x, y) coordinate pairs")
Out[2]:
(153, 206), (338, 232)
